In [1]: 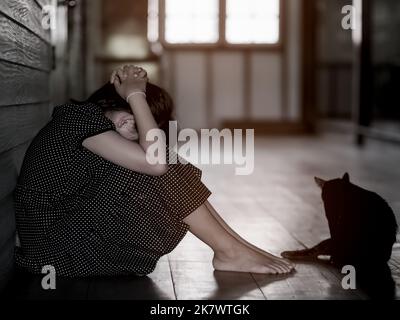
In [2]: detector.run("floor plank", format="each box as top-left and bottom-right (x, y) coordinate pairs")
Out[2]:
(9, 271), (90, 300)
(254, 262), (363, 300)
(168, 260), (265, 300)
(87, 261), (175, 300)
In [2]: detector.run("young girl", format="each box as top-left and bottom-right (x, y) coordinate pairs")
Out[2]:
(14, 65), (294, 277)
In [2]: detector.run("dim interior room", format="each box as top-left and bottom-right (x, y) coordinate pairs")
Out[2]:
(0, 0), (400, 300)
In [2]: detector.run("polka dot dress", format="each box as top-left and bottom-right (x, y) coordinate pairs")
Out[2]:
(14, 102), (211, 277)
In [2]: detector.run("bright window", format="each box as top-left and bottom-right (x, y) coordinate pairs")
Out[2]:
(226, 0), (280, 44)
(148, 0), (281, 45)
(164, 0), (219, 44)
(148, 0), (160, 43)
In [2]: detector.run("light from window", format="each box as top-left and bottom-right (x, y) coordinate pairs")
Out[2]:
(148, 0), (159, 42)
(226, 0), (280, 44)
(165, 0), (219, 44)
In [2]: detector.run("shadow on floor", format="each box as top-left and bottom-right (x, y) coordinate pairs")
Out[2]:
(5, 270), (171, 300)
(206, 270), (296, 300)
(4, 269), (298, 300)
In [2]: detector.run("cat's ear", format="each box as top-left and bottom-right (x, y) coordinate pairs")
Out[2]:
(314, 177), (326, 189)
(342, 172), (350, 182)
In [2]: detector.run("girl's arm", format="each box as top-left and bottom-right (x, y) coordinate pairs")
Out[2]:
(82, 65), (168, 176)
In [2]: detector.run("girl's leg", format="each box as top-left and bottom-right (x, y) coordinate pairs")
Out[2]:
(204, 201), (293, 262)
(183, 203), (294, 274)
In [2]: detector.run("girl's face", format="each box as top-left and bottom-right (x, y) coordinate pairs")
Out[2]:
(105, 110), (139, 141)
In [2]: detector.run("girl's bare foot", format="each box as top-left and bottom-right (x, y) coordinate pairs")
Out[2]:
(204, 201), (296, 265)
(212, 241), (295, 275)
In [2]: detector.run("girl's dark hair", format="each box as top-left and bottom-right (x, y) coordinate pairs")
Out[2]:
(86, 82), (174, 134)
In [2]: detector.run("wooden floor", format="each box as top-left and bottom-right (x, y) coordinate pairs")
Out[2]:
(8, 133), (400, 300)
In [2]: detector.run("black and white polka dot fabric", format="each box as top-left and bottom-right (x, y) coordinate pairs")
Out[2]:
(14, 102), (211, 277)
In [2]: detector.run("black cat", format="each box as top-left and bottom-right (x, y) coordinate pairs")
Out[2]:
(282, 173), (398, 299)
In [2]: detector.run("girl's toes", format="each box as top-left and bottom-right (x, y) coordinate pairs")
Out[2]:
(273, 263), (286, 274)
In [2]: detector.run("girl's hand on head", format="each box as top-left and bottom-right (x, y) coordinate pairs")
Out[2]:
(110, 65), (148, 100)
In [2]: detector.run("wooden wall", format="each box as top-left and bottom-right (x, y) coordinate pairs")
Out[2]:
(0, 0), (52, 291)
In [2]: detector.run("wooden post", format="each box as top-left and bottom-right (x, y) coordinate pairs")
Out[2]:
(353, 0), (373, 146)
(67, 0), (87, 101)
(301, 0), (317, 133)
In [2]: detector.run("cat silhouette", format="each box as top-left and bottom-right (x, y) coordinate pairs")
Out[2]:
(282, 173), (398, 299)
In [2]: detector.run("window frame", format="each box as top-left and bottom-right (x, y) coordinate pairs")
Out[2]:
(157, 0), (285, 50)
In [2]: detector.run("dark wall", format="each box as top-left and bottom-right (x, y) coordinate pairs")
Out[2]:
(0, 0), (52, 291)
(315, 0), (353, 119)
(315, 0), (400, 125)
(372, 0), (400, 122)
